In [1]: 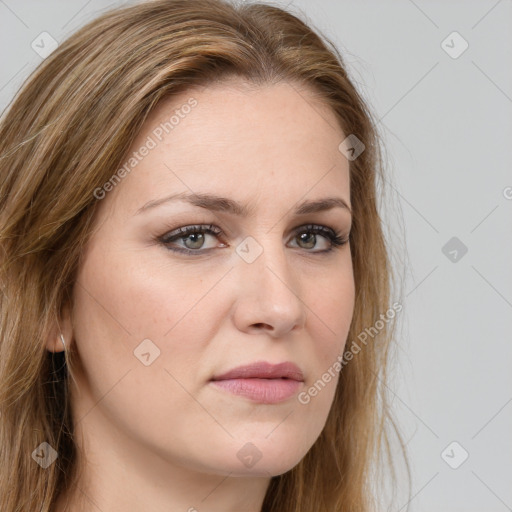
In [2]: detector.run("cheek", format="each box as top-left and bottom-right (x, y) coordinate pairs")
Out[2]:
(308, 270), (355, 356)
(71, 244), (224, 388)
(300, 270), (355, 408)
(75, 243), (210, 339)
(69, 247), (224, 450)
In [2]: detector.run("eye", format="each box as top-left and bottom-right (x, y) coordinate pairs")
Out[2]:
(159, 224), (224, 254)
(158, 223), (349, 255)
(290, 224), (349, 253)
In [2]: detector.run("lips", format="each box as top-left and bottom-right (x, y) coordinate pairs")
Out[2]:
(211, 361), (304, 382)
(209, 361), (305, 403)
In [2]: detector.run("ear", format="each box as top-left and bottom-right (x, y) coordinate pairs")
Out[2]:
(46, 303), (73, 353)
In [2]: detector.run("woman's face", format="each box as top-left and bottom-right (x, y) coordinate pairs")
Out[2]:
(66, 79), (355, 478)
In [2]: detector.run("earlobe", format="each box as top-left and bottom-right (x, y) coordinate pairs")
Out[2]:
(46, 329), (70, 353)
(46, 304), (73, 353)
(46, 331), (67, 353)
(59, 334), (67, 351)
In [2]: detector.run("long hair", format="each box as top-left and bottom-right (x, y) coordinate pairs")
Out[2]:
(0, 1), (409, 510)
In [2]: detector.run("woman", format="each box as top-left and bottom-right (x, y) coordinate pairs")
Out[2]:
(0, 0), (408, 510)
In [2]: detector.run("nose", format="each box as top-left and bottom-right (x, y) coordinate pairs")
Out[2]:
(231, 236), (308, 338)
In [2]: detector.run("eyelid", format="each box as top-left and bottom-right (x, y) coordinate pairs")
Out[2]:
(158, 222), (347, 241)
(157, 214), (350, 236)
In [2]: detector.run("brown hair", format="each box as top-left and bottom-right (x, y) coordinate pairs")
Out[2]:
(0, 1), (409, 510)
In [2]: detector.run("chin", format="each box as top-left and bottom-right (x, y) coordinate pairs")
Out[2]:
(223, 459), (302, 478)
(223, 440), (310, 477)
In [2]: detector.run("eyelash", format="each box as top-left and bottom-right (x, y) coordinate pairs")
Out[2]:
(158, 223), (349, 256)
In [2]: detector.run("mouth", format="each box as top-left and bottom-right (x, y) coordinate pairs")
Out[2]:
(209, 361), (304, 404)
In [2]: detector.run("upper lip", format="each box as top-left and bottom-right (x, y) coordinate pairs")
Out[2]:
(211, 361), (304, 381)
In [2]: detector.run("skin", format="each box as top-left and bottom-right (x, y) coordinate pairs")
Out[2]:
(48, 78), (355, 512)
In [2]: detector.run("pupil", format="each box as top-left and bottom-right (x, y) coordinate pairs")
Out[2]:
(300, 232), (315, 248)
(186, 233), (204, 249)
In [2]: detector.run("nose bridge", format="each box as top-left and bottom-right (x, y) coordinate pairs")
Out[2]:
(240, 231), (294, 288)
(234, 231), (306, 331)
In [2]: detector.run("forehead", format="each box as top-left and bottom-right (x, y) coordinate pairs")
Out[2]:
(103, 79), (351, 217)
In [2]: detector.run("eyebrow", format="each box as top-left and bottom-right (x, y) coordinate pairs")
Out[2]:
(134, 192), (352, 217)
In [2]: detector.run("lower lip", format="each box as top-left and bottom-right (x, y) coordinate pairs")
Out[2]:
(210, 378), (303, 404)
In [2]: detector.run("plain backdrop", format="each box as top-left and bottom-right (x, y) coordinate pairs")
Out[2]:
(1, 1), (511, 511)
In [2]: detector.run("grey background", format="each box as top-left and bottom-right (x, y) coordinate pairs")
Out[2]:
(1, 1), (511, 510)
